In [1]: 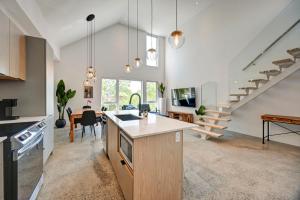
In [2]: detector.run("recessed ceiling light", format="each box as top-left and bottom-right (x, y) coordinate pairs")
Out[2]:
(195, 0), (200, 6)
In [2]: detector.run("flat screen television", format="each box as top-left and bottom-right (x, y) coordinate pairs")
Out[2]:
(171, 87), (196, 107)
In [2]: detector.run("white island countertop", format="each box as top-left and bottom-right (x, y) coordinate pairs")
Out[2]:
(0, 116), (47, 125)
(104, 110), (197, 139)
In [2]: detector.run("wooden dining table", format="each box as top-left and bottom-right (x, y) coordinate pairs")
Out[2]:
(69, 109), (103, 142)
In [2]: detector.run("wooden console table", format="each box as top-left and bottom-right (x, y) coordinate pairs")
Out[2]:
(168, 111), (193, 123)
(261, 114), (300, 144)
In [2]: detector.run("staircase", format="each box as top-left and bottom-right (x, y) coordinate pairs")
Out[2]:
(192, 107), (231, 140)
(230, 48), (300, 111)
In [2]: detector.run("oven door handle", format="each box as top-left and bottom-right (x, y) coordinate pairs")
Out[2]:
(16, 134), (43, 160)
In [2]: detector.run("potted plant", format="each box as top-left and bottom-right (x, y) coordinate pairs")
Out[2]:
(195, 105), (206, 121)
(55, 80), (76, 128)
(158, 83), (167, 115)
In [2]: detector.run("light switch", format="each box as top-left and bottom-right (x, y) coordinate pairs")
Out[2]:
(176, 132), (180, 142)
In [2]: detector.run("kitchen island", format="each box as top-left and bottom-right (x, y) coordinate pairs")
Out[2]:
(105, 110), (196, 200)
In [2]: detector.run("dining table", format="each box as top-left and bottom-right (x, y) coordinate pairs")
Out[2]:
(69, 109), (103, 142)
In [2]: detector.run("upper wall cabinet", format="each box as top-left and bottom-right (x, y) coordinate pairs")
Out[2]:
(0, 10), (26, 80)
(0, 10), (9, 76)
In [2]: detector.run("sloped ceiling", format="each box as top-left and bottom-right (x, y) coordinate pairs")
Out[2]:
(35, 0), (217, 47)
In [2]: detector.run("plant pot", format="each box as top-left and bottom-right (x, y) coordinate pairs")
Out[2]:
(158, 98), (167, 116)
(55, 119), (66, 128)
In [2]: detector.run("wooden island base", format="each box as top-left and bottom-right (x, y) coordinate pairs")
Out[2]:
(107, 119), (183, 200)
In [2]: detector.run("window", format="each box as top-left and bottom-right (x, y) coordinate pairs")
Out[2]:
(101, 79), (158, 111)
(101, 79), (117, 110)
(146, 35), (158, 67)
(145, 81), (157, 111)
(119, 80), (142, 109)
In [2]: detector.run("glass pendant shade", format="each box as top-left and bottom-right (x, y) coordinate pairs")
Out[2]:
(168, 30), (185, 49)
(147, 48), (158, 60)
(83, 79), (91, 86)
(134, 57), (143, 68)
(125, 64), (132, 73)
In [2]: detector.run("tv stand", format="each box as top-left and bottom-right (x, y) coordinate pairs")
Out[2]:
(168, 111), (194, 123)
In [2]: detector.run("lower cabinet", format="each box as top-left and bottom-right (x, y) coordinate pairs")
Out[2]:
(43, 115), (54, 164)
(107, 119), (133, 200)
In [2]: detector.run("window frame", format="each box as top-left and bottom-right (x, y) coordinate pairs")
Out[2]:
(146, 34), (159, 67)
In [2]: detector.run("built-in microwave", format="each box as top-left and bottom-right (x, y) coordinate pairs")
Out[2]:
(119, 130), (133, 169)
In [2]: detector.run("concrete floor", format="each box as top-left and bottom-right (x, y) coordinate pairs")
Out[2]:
(38, 127), (300, 200)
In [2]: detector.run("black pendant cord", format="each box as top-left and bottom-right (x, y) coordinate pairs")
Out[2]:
(176, 0), (178, 30)
(86, 22), (88, 70)
(150, 0), (153, 48)
(136, 0), (139, 58)
(93, 20), (95, 68)
(128, 0), (130, 65)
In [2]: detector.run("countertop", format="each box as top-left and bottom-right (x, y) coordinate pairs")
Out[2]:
(104, 110), (197, 139)
(0, 116), (47, 125)
(0, 137), (7, 143)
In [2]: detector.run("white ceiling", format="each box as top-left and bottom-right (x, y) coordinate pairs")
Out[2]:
(35, 0), (217, 47)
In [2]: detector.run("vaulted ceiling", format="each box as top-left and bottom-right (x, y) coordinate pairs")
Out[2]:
(35, 0), (217, 47)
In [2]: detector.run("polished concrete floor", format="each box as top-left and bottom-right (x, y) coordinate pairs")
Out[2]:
(38, 127), (300, 200)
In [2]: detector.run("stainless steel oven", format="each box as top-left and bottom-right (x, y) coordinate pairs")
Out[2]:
(15, 133), (44, 200)
(119, 130), (133, 169)
(1, 120), (46, 200)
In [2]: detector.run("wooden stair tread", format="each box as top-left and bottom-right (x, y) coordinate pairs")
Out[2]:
(192, 127), (223, 138)
(230, 93), (248, 96)
(287, 48), (300, 58)
(248, 79), (268, 82)
(230, 100), (239, 103)
(194, 121), (227, 129)
(205, 110), (231, 116)
(239, 86), (257, 90)
(201, 115), (231, 121)
(272, 58), (295, 67)
(259, 69), (281, 75)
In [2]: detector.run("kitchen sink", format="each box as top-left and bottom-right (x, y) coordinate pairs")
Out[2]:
(115, 114), (142, 121)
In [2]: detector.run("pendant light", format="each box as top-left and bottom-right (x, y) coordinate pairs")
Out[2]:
(147, 0), (158, 60)
(134, 0), (142, 68)
(84, 14), (96, 86)
(168, 0), (185, 49)
(125, 0), (132, 73)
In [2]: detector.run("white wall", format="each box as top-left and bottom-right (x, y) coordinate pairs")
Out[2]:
(164, 0), (300, 146)
(229, 69), (300, 147)
(165, 0), (293, 112)
(54, 24), (165, 120)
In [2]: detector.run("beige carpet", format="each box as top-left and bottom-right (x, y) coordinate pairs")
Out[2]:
(38, 127), (300, 200)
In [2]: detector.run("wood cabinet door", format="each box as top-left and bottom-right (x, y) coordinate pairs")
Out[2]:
(107, 119), (119, 171)
(9, 21), (24, 79)
(0, 10), (10, 76)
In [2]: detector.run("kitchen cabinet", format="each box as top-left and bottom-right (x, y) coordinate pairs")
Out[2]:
(107, 119), (134, 200)
(43, 115), (54, 164)
(0, 10), (9, 76)
(0, 9), (25, 80)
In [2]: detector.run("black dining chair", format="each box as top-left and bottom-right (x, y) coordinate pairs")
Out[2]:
(83, 105), (91, 109)
(66, 107), (81, 128)
(80, 110), (97, 140)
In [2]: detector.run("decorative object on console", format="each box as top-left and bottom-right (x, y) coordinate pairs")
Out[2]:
(147, 0), (158, 61)
(168, 0), (185, 48)
(195, 105), (206, 121)
(83, 14), (96, 86)
(158, 82), (167, 115)
(134, 0), (143, 68)
(55, 80), (76, 128)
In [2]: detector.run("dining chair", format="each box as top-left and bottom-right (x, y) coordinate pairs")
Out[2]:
(66, 107), (81, 128)
(83, 105), (91, 109)
(80, 110), (97, 140)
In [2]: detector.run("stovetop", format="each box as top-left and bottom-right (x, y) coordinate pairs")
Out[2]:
(0, 121), (37, 138)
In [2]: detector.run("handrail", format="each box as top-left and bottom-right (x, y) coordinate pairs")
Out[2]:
(243, 18), (300, 71)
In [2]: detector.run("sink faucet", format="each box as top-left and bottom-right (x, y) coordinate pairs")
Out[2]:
(129, 93), (142, 116)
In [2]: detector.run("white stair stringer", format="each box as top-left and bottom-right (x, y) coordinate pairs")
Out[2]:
(230, 61), (300, 112)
